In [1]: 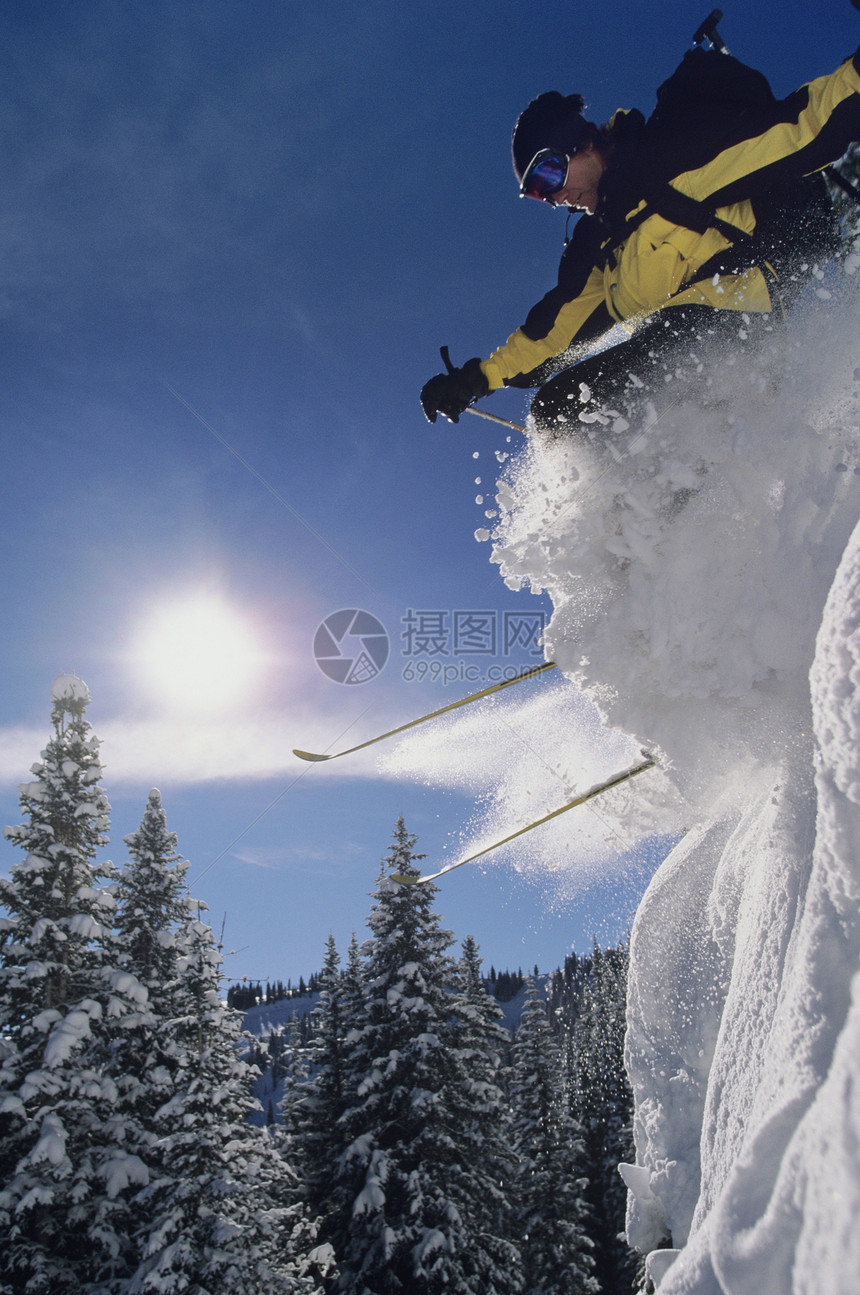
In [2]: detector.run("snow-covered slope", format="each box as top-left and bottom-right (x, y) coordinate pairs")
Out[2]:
(486, 249), (860, 1292)
(243, 992), (319, 1037)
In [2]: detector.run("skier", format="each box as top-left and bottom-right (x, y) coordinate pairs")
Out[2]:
(420, 33), (859, 433)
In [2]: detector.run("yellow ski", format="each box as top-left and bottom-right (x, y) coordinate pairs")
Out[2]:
(393, 755), (656, 884)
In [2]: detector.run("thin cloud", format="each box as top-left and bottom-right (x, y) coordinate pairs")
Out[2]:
(0, 702), (420, 790)
(231, 847), (284, 871)
(0, 728), (49, 787)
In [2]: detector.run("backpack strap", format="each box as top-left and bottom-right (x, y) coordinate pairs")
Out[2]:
(642, 184), (716, 235)
(690, 220), (759, 285)
(598, 184), (756, 273)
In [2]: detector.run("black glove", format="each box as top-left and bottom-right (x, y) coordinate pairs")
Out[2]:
(420, 357), (489, 424)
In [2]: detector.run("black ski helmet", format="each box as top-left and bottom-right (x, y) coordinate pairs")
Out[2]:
(511, 92), (593, 181)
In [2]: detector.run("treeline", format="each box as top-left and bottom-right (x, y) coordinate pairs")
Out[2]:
(0, 680), (640, 1294)
(487, 966), (526, 1001)
(236, 967), (525, 1016)
(227, 974), (322, 1011)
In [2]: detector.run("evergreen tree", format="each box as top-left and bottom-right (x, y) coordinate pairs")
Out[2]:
(282, 935), (348, 1218)
(444, 936), (523, 1294)
(113, 788), (190, 1118)
(0, 675), (145, 1293)
(340, 932), (364, 1022)
(122, 881), (325, 1295)
(108, 787), (203, 1289)
(510, 982), (598, 1295)
(266, 1025), (288, 1092)
(567, 943), (637, 1295)
(332, 818), (500, 1294)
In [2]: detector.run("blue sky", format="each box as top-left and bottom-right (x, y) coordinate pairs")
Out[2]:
(1, 1), (855, 986)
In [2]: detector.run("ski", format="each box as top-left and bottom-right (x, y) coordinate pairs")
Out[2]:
(392, 754), (656, 884)
(292, 661), (557, 762)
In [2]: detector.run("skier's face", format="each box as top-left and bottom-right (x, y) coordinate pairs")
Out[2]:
(553, 145), (607, 214)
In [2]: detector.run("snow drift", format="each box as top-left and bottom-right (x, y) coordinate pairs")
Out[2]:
(483, 247), (860, 1291)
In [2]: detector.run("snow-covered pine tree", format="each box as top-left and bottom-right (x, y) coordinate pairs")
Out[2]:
(112, 790), (191, 1131)
(510, 980), (598, 1295)
(331, 817), (500, 1295)
(0, 674), (147, 1294)
(340, 931), (364, 1022)
(115, 795), (327, 1295)
(566, 942), (637, 1294)
(443, 935), (523, 1294)
(281, 934), (348, 1218)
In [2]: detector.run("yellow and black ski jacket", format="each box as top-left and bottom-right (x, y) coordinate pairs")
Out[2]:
(481, 46), (860, 392)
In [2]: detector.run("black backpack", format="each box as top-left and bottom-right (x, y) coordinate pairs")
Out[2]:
(649, 45), (776, 152)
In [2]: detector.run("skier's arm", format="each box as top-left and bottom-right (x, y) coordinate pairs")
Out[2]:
(677, 52), (860, 207)
(480, 219), (615, 391)
(482, 271), (613, 390)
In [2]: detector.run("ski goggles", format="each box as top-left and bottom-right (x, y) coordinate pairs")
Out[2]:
(519, 149), (570, 204)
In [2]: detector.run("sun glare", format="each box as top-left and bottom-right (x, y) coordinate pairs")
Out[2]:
(131, 594), (266, 712)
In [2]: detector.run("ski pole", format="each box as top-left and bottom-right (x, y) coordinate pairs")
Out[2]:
(825, 164), (860, 209)
(692, 9), (729, 54)
(465, 406), (528, 434)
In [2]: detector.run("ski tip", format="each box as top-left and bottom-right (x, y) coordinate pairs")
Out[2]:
(292, 749), (332, 762)
(391, 872), (421, 886)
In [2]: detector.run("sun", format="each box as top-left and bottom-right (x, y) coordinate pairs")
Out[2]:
(130, 593), (266, 712)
